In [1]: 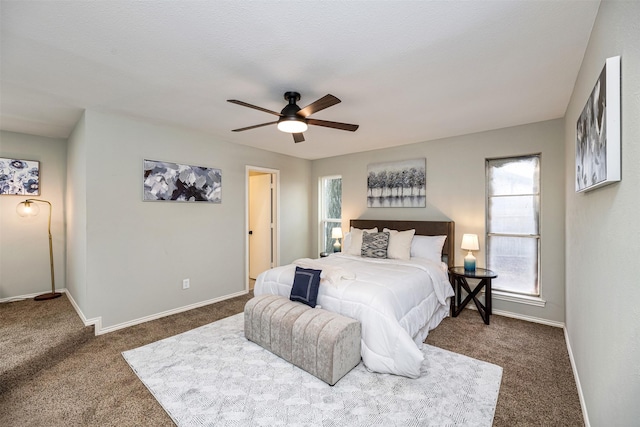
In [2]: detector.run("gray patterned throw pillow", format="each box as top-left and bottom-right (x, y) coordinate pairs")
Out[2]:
(361, 231), (390, 258)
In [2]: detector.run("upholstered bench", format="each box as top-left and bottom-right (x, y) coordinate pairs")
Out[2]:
(244, 294), (361, 385)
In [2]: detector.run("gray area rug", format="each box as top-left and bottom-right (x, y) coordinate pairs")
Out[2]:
(123, 313), (502, 426)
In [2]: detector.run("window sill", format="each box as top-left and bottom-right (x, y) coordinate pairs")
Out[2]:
(491, 290), (546, 307)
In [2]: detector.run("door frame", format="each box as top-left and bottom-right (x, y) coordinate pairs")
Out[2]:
(245, 165), (280, 292)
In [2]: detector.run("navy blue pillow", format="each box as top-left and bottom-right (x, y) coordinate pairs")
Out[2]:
(290, 267), (321, 308)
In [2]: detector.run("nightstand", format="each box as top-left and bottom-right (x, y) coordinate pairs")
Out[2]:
(448, 267), (497, 325)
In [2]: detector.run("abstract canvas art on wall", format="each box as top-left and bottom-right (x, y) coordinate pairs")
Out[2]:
(0, 158), (40, 195)
(143, 159), (221, 202)
(367, 158), (426, 207)
(575, 55), (621, 193)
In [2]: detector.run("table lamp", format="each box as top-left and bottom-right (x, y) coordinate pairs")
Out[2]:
(331, 227), (343, 252)
(461, 233), (480, 272)
(16, 198), (61, 301)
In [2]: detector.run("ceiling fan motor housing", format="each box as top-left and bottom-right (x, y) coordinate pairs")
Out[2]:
(284, 91), (301, 103)
(281, 92), (303, 118)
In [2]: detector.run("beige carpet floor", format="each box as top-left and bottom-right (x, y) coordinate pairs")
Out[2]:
(0, 293), (583, 426)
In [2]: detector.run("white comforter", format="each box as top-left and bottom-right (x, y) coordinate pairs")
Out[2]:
(254, 253), (455, 378)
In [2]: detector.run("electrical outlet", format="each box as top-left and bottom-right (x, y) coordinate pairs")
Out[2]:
(182, 278), (190, 289)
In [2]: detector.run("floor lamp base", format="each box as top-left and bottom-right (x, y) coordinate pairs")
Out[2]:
(34, 292), (62, 301)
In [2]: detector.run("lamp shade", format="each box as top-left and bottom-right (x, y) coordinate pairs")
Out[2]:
(331, 227), (343, 239)
(461, 234), (479, 251)
(16, 200), (40, 217)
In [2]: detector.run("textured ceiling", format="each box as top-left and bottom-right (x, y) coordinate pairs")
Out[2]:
(0, 1), (600, 160)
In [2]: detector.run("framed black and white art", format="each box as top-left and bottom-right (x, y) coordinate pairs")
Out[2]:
(575, 55), (621, 193)
(143, 159), (221, 202)
(367, 158), (426, 207)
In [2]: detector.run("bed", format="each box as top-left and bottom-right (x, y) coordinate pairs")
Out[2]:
(254, 219), (455, 378)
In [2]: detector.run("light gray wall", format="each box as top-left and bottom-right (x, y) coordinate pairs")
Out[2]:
(564, 1), (640, 425)
(312, 119), (566, 323)
(76, 110), (311, 328)
(0, 131), (67, 299)
(66, 113), (88, 310)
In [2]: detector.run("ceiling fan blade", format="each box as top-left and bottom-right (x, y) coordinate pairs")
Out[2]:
(307, 118), (359, 132)
(298, 94), (341, 117)
(292, 133), (305, 143)
(232, 121), (278, 132)
(227, 99), (282, 117)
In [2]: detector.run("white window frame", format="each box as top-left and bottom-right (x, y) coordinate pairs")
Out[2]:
(319, 175), (342, 254)
(486, 154), (544, 306)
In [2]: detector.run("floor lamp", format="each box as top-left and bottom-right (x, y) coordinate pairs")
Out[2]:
(16, 198), (61, 301)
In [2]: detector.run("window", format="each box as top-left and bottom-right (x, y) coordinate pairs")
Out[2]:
(486, 155), (540, 296)
(320, 176), (342, 253)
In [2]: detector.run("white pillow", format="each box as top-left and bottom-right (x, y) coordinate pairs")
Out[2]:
(342, 232), (352, 253)
(410, 235), (447, 262)
(346, 227), (378, 256)
(383, 228), (415, 260)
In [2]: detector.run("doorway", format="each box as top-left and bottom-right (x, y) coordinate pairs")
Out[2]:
(246, 166), (279, 291)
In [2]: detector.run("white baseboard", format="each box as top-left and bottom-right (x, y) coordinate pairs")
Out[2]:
(491, 308), (565, 328)
(564, 327), (591, 427)
(64, 290), (102, 332)
(6, 288), (249, 336)
(95, 290), (249, 335)
(0, 288), (67, 303)
(459, 303), (565, 328)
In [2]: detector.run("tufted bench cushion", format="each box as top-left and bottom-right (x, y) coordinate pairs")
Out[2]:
(244, 294), (362, 385)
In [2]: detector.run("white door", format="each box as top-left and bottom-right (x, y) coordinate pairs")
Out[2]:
(249, 173), (272, 280)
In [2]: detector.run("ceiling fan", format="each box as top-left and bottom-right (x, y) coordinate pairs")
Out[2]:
(227, 92), (359, 143)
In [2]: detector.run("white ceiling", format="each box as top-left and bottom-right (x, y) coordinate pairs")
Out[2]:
(0, 1), (600, 160)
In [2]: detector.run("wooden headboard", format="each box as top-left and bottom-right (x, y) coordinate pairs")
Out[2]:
(349, 219), (455, 268)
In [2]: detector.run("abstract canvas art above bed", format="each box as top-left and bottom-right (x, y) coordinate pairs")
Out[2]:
(143, 159), (221, 202)
(367, 158), (426, 207)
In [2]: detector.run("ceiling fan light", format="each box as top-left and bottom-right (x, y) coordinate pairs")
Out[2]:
(277, 118), (308, 133)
